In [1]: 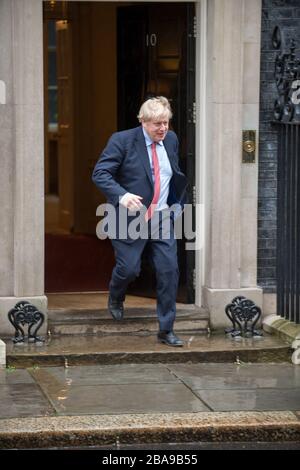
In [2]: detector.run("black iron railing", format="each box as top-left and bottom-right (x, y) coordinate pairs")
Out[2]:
(276, 122), (300, 325)
(272, 25), (300, 325)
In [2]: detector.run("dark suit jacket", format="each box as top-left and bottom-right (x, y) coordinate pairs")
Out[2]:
(92, 126), (188, 211)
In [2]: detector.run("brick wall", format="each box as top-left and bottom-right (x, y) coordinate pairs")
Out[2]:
(258, 0), (300, 292)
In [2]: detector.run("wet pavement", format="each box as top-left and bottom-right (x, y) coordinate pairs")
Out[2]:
(1, 362), (300, 419)
(1, 362), (300, 449)
(1, 316), (300, 449)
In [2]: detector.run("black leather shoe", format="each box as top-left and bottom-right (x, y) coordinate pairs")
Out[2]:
(157, 331), (184, 347)
(108, 295), (124, 321)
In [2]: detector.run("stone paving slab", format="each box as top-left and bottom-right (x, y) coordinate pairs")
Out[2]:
(193, 389), (300, 411)
(41, 383), (209, 415)
(0, 411), (300, 448)
(0, 368), (35, 384)
(0, 383), (54, 419)
(0, 368), (54, 420)
(167, 363), (300, 389)
(29, 363), (180, 386)
(28, 365), (208, 416)
(1, 363), (300, 420)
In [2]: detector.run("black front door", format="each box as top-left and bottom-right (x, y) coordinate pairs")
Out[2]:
(117, 2), (196, 303)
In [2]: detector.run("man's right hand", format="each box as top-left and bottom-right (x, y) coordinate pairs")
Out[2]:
(120, 193), (143, 211)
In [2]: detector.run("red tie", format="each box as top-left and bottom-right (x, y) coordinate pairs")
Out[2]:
(145, 142), (161, 222)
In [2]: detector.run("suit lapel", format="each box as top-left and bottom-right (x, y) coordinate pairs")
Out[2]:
(135, 128), (177, 187)
(135, 127), (153, 187)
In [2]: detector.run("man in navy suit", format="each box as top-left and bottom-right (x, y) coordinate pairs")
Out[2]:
(92, 97), (188, 346)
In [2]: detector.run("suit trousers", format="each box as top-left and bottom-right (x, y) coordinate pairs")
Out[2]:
(109, 210), (179, 332)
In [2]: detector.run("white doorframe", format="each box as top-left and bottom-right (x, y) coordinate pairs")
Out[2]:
(195, 0), (206, 307)
(43, 0), (205, 306)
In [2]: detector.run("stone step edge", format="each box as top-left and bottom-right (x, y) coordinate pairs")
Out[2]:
(7, 346), (291, 367)
(48, 329), (208, 337)
(49, 319), (209, 328)
(47, 325), (210, 333)
(48, 308), (209, 321)
(48, 319), (209, 334)
(0, 411), (299, 448)
(48, 316), (209, 325)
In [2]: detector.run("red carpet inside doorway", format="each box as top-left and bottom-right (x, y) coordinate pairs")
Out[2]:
(45, 233), (115, 293)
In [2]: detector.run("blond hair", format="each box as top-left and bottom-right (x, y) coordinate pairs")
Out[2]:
(137, 96), (173, 122)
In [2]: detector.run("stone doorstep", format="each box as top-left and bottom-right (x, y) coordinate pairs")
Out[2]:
(49, 326), (209, 336)
(49, 320), (209, 336)
(0, 411), (300, 449)
(48, 305), (208, 322)
(47, 306), (209, 336)
(6, 344), (291, 368)
(5, 323), (291, 367)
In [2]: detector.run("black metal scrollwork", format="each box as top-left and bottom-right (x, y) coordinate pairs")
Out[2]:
(225, 296), (263, 338)
(8, 301), (45, 343)
(272, 26), (300, 122)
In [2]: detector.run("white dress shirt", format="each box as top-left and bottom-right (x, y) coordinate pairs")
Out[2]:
(120, 128), (173, 211)
(142, 128), (173, 210)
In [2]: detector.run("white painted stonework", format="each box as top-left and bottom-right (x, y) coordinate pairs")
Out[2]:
(199, 0), (263, 328)
(0, 81), (5, 104)
(203, 287), (263, 330)
(0, 296), (48, 338)
(263, 293), (277, 316)
(0, 0), (47, 337)
(0, 340), (6, 368)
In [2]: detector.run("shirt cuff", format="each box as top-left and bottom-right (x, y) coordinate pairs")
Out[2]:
(119, 192), (130, 206)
